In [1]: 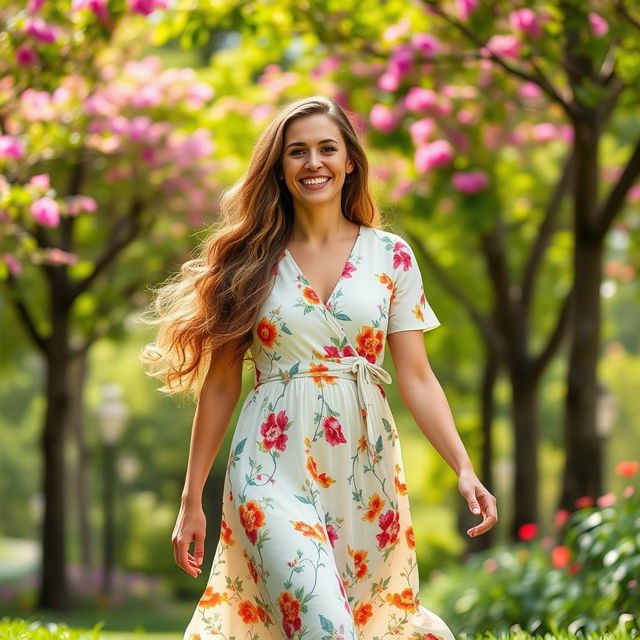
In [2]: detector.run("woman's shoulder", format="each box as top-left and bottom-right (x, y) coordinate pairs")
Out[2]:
(366, 225), (412, 253)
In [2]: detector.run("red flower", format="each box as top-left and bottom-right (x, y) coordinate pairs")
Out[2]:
(260, 410), (289, 452)
(393, 241), (412, 271)
(554, 508), (570, 529)
(551, 545), (570, 569)
(518, 522), (538, 541)
(376, 509), (400, 549)
(278, 591), (302, 639)
(575, 495), (594, 508)
(567, 561), (580, 574)
(322, 416), (347, 446)
(335, 571), (351, 613)
(615, 461), (639, 477)
(326, 523), (338, 548)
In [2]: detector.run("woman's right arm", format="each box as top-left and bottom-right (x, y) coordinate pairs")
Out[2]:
(171, 338), (244, 577)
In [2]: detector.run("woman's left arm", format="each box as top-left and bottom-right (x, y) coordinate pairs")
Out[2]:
(387, 329), (498, 538)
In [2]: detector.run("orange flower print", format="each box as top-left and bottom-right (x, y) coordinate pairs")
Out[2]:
(357, 435), (368, 452)
(353, 602), (373, 626)
(412, 303), (425, 322)
(188, 635), (201, 640)
(348, 545), (369, 580)
(238, 500), (266, 545)
(386, 586), (417, 611)
(322, 416), (347, 446)
(376, 509), (400, 549)
(405, 525), (415, 549)
(291, 520), (328, 544)
(302, 286), (320, 305)
(278, 591), (302, 639)
(376, 272), (394, 290)
(238, 599), (260, 623)
(198, 585), (227, 608)
(309, 362), (337, 387)
(362, 493), (385, 522)
(395, 463), (408, 495)
(355, 325), (384, 363)
(256, 316), (278, 348)
(220, 519), (235, 546)
(306, 454), (335, 488)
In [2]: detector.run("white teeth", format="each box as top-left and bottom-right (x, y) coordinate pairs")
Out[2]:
(301, 177), (330, 185)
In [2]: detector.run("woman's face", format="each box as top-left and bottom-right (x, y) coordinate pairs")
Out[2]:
(280, 113), (354, 207)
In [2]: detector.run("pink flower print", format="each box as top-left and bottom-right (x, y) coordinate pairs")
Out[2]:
(326, 523), (338, 548)
(342, 345), (356, 357)
(323, 345), (341, 358)
(376, 509), (400, 549)
(260, 410), (289, 452)
(393, 242), (412, 271)
(335, 571), (351, 614)
(322, 416), (347, 446)
(341, 261), (357, 278)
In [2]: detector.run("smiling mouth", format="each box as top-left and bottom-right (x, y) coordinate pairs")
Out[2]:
(299, 177), (332, 189)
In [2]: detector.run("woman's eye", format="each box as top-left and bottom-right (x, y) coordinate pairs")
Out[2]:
(289, 146), (337, 156)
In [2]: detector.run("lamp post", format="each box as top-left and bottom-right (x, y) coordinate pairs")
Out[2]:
(96, 383), (128, 602)
(596, 382), (618, 492)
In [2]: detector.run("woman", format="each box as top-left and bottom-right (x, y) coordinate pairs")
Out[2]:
(140, 95), (497, 639)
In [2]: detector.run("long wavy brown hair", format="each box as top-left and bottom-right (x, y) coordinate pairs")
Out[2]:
(139, 95), (384, 402)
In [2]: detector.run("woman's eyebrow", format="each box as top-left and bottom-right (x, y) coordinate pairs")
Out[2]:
(285, 138), (339, 149)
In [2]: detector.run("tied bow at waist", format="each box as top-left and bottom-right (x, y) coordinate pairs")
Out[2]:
(256, 356), (393, 446)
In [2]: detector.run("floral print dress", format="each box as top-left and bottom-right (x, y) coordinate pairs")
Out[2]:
(183, 224), (456, 640)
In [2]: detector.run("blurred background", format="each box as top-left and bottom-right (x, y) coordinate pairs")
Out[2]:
(1, 1), (639, 638)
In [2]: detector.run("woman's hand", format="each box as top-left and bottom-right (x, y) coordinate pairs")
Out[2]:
(172, 500), (207, 577)
(458, 468), (498, 537)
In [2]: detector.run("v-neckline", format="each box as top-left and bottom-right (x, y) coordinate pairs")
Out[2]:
(285, 224), (362, 308)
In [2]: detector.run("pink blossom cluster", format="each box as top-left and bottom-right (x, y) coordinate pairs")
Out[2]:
(16, 0), (171, 69)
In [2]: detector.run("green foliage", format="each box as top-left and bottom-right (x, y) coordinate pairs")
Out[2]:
(0, 618), (103, 639)
(432, 489), (640, 637)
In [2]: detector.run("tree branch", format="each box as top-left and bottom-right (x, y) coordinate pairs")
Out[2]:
(596, 135), (640, 235)
(404, 229), (501, 351)
(420, 0), (574, 116)
(616, 0), (640, 31)
(70, 196), (145, 300)
(4, 273), (49, 355)
(531, 286), (574, 381)
(521, 150), (575, 310)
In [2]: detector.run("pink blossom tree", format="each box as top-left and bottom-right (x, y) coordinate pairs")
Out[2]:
(1, 1), (219, 610)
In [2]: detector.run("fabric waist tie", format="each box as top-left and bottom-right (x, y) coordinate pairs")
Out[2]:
(256, 355), (393, 446)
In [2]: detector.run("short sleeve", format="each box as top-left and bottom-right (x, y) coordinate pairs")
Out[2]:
(387, 237), (441, 335)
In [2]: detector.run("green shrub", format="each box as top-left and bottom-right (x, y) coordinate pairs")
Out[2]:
(435, 468), (639, 637)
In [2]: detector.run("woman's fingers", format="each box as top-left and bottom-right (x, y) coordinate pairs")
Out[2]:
(172, 535), (203, 576)
(467, 489), (498, 537)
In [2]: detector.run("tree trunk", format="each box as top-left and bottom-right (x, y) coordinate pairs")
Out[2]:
(37, 310), (72, 611)
(511, 376), (540, 540)
(559, 119), (604, 510)
(68, 351), (94, 580)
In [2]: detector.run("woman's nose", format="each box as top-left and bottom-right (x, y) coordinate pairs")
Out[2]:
(305, 152), (322, 168)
